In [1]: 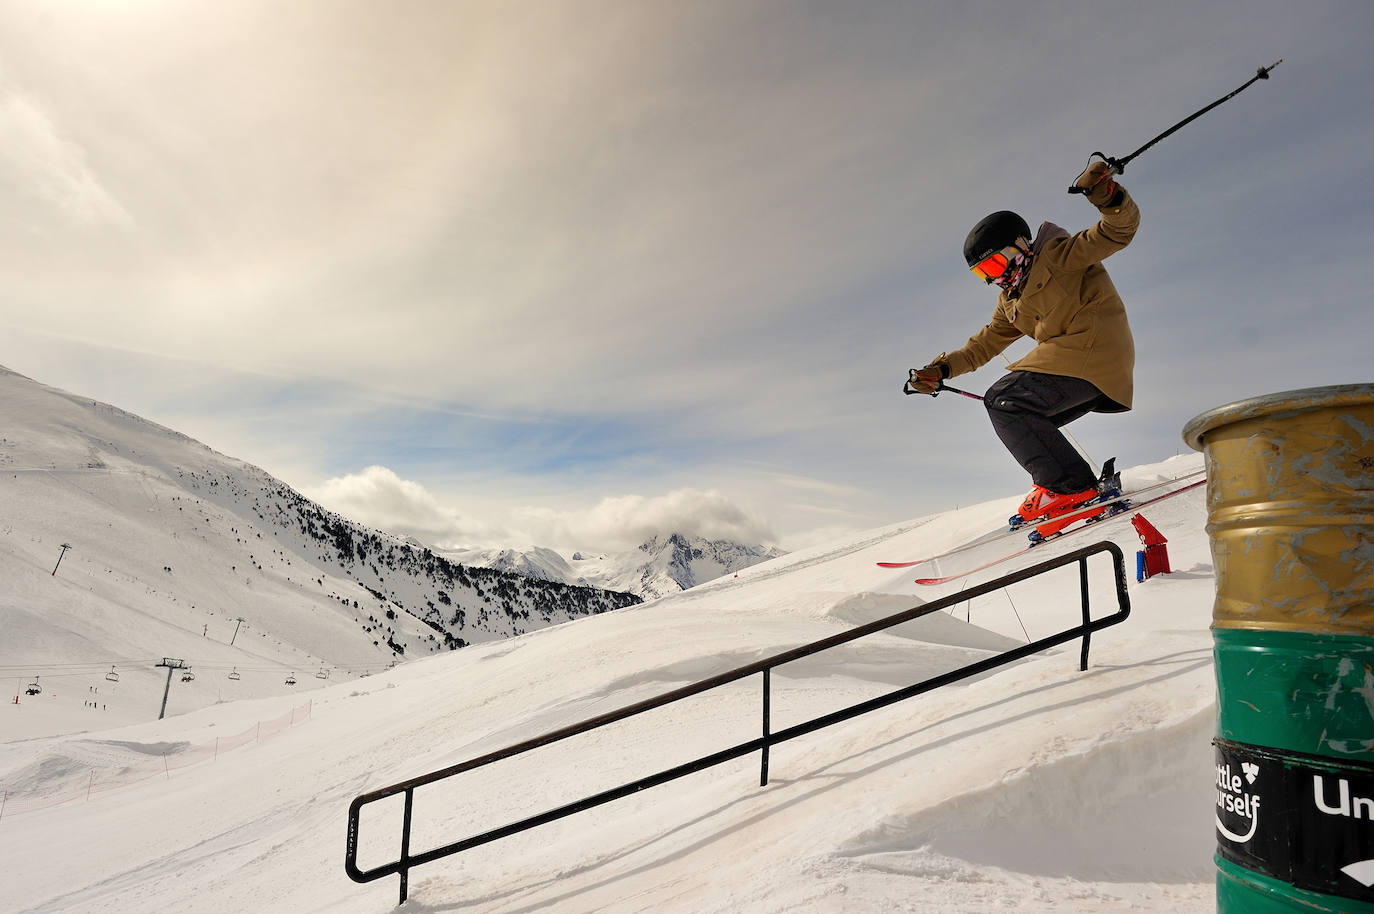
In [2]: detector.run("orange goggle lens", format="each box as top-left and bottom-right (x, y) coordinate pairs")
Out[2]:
(970, 245), (1020, 283)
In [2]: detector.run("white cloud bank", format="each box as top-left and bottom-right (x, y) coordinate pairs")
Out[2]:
(303, 466), (492, 546)
(305, 466), (776, 554)
(513, 489), (777, 552)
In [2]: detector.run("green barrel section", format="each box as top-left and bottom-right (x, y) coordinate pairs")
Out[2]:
(1184, 384), (1374, 913)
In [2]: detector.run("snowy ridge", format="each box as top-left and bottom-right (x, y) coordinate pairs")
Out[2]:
(0, 365), (639, 741)
(2, 423), (1221, 911)
(441, 544), (580, 585)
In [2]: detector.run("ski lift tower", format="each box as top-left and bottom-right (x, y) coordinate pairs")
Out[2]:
(52, 543), (72, 576)
(155, 658), (186, 720)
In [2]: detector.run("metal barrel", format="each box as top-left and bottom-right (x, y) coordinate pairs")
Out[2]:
(1183, 384), (1374, 913)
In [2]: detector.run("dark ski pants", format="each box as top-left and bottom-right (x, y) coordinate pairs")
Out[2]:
(984, 371), (1111, 494)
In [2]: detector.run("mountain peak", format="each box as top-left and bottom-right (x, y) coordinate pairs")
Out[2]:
(625, 532), (784, 598)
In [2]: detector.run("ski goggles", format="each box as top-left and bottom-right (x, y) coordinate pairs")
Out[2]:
(970, 245), (1023, 284)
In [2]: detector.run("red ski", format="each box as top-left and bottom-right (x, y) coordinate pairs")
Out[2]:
(876, 469), (1205, 570)
(912, 478), (1206, 585)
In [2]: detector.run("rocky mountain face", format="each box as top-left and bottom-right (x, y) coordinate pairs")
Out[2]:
(625, 533), (786, 599)
(450, 533), (786, 601)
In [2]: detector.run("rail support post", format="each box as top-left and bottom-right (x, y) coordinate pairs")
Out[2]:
(760, 668), (772, 787)
(1078, 556), (1093, 671)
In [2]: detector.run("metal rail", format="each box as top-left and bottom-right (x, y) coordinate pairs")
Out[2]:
(346, 540), (1131, 904)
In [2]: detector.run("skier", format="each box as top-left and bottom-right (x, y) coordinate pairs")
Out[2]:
(907, 160), (1140, 539)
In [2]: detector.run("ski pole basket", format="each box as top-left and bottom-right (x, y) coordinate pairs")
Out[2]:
(345, 540), (1131, 905)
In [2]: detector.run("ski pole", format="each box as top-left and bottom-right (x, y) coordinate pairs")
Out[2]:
(934, 382), (984, 402)
(903, 373), (985, 402)
(1067, 59), (1283, 193)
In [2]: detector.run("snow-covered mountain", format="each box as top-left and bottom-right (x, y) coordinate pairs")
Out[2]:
(1, 450), (1221, 912)
(449, 533), (786, 600)
(442, 544), (582, 585)
(611, 533), (786, 598)
(0, 365), (639, 736)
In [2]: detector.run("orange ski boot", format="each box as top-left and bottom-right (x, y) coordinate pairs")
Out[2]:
(1028, 488), (1104, 543)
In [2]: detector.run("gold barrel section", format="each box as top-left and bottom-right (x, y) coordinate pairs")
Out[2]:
(1182, 384), (1374, 636)
(1187, 384), (1374, 912)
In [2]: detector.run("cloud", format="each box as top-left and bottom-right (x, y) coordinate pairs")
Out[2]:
(5, 1), (1368, 558)
(513, 489), (776, 552)
(770, 472), (866, 499)
(0, 80), (132, 229)
(305, 467), (775, 554)
(302, 466), (490, 546)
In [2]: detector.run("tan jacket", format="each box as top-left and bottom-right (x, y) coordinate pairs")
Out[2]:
(936, 188), (1140, 410)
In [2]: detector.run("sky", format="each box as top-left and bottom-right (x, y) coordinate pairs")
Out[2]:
(2, 0), (1371, 554)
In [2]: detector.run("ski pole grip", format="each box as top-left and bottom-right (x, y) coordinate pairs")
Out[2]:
(1067, 155), (1122, 194)
(904, 368), (939, 396)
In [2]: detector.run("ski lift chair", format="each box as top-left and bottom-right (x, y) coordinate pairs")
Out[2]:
(228, 668), (241, 681)
(181, 669), (196, 682)
(105, 666), (119, 682)
(285, 673), (297, 686)
(25, 678), (41, 696)
(315, 669), (328, 680)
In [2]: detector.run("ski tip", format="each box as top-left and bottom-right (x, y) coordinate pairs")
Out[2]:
(877, 561), (919, 568)
(913, 577), (946, 586)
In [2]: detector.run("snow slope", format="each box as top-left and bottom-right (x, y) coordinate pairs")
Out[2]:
(2, 451), (1221, 913)
(0, 365), (638, 740)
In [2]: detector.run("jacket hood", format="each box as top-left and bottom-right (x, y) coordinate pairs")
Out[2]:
(1003, 222), (1070, 296)
(1031, 221), (1070, 254)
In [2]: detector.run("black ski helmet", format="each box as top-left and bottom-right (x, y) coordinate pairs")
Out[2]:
(964, 210), (1031, 268)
